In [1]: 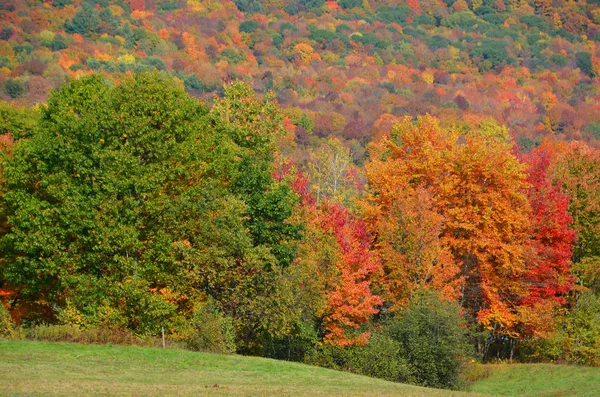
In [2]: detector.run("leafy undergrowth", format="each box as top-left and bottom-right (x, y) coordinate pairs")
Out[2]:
(469, 363), (600, 397)
(0, 340), (481, 397)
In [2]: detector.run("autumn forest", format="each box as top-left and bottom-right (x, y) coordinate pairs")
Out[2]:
(1, 0), (600, 390)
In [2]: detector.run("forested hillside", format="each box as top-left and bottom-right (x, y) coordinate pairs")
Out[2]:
(3, 0), (600, 153)
(1, 0), (600, 390)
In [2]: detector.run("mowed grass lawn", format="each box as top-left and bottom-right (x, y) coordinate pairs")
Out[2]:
(0, 340), (482, 397)
(2, 341), (598, 397)
(469, 363), (600, 397)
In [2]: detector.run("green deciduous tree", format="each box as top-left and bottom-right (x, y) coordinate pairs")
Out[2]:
(306, 290), (471, 389)
(384, 290), (472, 388)
(0, 75), (302, 349)
(209, 81), (302, 268)
(1, 73), (207, 331)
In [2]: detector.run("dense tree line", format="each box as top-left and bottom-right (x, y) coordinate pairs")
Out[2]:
(1, 73), (599, 388)
(0, 73), (303, 353)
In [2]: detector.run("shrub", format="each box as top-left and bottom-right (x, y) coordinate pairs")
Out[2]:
(305, 291), (471, 389)
(384, 290), (472, 389)
(0, 304), (15, 338)
(264, 320), (319, 361)
(184, 302), (236, 354)
(57, 301), (87, 327)
(459, 361), (492, 383)
(344, 334), (414, 383)
(306, 334), (414, 384)
(24, 324), (169, 347)
(519, 292), (600, 366)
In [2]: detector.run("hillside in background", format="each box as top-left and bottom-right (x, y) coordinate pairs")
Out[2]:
(2, 0), (600, 161)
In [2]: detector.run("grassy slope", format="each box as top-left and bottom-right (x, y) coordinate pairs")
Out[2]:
(469, 363), (600, 397)
(0, 340), (480, 397)
(2, 341), (598, 397)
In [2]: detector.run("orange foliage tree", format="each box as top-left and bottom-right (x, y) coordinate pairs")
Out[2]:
(282, 164), (382, 346)
(363, 115), (536, 338)
(316, 201), (383, 346)
(363, 115), (461, 310)
(516, 146), (575, 338)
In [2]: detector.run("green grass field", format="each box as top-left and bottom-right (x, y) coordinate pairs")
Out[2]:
(468, 363), (600, 397)
(0, 340), (479, 397)
(1, 340), (598, 397)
